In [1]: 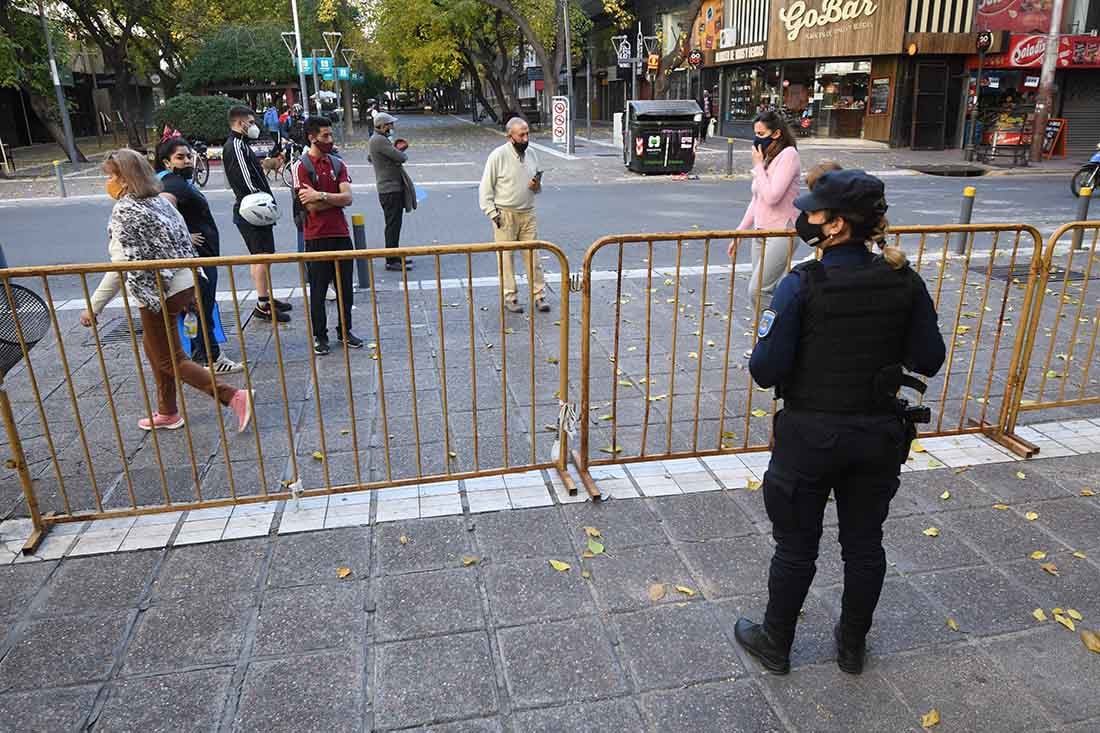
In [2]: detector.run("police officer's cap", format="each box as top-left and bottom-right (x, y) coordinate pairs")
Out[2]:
(793, 169), (886, 215)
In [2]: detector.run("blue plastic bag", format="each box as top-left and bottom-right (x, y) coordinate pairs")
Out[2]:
(177, 302), (227, 357)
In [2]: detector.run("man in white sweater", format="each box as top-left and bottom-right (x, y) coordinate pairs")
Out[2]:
(478, 117), (549, 313)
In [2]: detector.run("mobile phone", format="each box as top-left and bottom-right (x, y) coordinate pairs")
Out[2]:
(534, 170), (544, 183)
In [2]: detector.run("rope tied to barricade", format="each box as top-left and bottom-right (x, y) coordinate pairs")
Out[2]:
(552, 399), (579, 463)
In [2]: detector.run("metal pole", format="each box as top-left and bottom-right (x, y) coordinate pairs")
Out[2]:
(84, 46), (102, 148)
(562, 0), (575, 155)
(1072, 187), (1092, 249)
(586, 38), (593, 140)
(312, 50), (323, 117)
(965, 50), (985, 162)
(37, 0), (77, 163)
(1030, 0), (1066, 163)
(955, 186), (976, 253)
(351, 213), (370, 289)
(0, 384), (46, 554)
(289, 0), (310, 114)
(726, 137), (734, 176)
(633, 22), (641, 102)
(54, 160), (66, 197)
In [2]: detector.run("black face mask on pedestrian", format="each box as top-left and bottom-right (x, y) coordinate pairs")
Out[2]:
(512, 139), (528, 155)
(170, 164), (194, 181)
(796, 211), (829, 246)
(753, 134), (775, 151)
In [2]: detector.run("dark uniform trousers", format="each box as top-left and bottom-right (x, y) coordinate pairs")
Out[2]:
(305, 237), (354, 341)
(762, 408), (907, 646)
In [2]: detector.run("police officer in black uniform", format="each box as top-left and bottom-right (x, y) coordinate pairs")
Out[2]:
(734, 170), (946, 675)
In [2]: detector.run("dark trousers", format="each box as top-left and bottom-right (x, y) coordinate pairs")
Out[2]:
(190, 265), (220, 364)
(379, 191), (404, 265)
(761, 409), (906, 647)
(306, 237), (354, 341)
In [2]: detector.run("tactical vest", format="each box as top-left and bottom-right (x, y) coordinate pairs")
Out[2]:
(781, 256), (917, 413)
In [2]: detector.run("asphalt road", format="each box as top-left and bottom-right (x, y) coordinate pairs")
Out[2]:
(0, 115), (1085, 299)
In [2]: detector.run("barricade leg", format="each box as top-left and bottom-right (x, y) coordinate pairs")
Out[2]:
(0, 383), (46, 553)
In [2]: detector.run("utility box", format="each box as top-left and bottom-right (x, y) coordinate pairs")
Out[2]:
(622, 100), (703, 174)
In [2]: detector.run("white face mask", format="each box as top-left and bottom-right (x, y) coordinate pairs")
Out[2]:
(246, 123), (260, 140)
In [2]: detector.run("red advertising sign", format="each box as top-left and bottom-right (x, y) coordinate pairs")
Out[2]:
(976, 0), (1053, 34)
(973, 34), (1100, 69)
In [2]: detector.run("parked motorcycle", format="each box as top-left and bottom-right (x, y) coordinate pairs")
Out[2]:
(1071, 143), (1100, 197)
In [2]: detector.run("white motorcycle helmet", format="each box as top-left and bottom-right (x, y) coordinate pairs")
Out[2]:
(239, 192), (280, 226)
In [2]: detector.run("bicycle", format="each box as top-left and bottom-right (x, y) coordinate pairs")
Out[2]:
(280, 140), (305, 187)
(189, 138), (210, 188)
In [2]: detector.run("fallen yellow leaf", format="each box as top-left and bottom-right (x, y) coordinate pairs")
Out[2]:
(581, 569), (592, 580)
(587, 538), (606, 555)
(746, 479), (762, 491)
(1081, 488), (1096, 497)
(336, 567), (352, 579)
(1055, 613), (1076, 632)
(992, 504), (1010, 510)
(1033, 608), (1048, 622)
(583, 526), (602, 538)
(311, 451), (325, 461)
(581, 550), (594, 559)
(751, 408), (768, 417)
(549, 559), (571, 572)
(1082, 630), (1100, 654)
(1025, 511), (1039, 521)
(448, 451), (457, 459)
(1073, 551), (1088, 559)
(399, 535), (409, 545)
(946, 617), (959, 632)
(1054, 607), (1064, 615)
(600, 445), (623, 454)
(1016, 471), (1026, 479)
(940, 490), (951, 500)
(1068, 609), (1083, 621)
(648, 583), (666, 601)
(687, 351), (699, 360)
(547, 356), (559, 364)
(1040, 562), (1060, 576)
(911, 440), (927, 453)
(340, 428), (351, 436)
(921, 708), (941, 728)
(462, 556), (479, 566)
(956, 325), (970, 335)
(923, 527), (941, 537)
(1030, 550), (1047, 560)
(675, 585), (696, 597)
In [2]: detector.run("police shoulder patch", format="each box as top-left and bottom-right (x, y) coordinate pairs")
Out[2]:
(758, 309), (777, 339)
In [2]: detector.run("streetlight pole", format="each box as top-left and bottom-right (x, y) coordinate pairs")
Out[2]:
(37, 0), (77, 162)
(562, 0), (575, 155)
(586, 37), (593, 141)
(633, 22), (641, 102)
(84, 46), (102, 148)
(311, 49), (323, 117)
(283, 28), (310, 116)
(342, 49), (356, 138)
(1029, 0), (1066, 163)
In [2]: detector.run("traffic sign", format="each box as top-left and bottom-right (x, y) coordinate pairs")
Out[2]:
(336, 66), (350, 80)
(322, 70), (334, 81)
(688, 49), (703, 68)
(316, 56), (334, 72)
(976, 30), (993, 53)
(299, 58), (314, 73)
(551, 95), (570, 145)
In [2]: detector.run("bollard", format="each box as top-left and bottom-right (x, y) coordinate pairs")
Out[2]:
(954, 186), (976, 254)
(351, 213), (370, 289)
(726, 138), (734, 176)
(1072, 187), (1092, 250)
(0, 241), (7, 269)
(53, 160), (66, 198)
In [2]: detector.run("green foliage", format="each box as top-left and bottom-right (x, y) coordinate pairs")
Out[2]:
(181, 23), (293, 90)
(153, 93), (247, 142)
(0, 3), (70, 99)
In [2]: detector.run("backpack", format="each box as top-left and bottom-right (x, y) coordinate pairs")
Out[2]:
(292, 152), (344, 230)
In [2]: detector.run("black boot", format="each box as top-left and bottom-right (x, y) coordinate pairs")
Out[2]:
(734, 618), (790, 675)
(834, 624), (866, 675)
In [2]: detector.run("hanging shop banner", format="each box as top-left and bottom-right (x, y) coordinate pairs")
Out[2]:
(976, 0), (1054, 34)
(975, 34), (1100, 69)
(336, 66), (350, 80)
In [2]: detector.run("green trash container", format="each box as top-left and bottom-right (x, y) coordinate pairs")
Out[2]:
(623, 100), (703, 174)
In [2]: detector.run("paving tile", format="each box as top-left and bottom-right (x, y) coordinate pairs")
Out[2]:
(153, 538), (267, 600)
(374, 632), (496, 730)
(374, 567), (484, 641)
(649, 492), (755, 541)
(615, 602), (743, 690)
(677, 535), (772, 599)
(483, 557), (597, 627)
(764, 663), (918, 733)
(97, 668), (233, 733)
(984, 626), (1100, 724)
(123, 594), (254, 675)
(473, 506), (574, 560)
(882, 515), (986, 573)
(236, 652), (363, 733)
(254, 583), (364, 656)
(268, 527), (370, 587)
(496, 617), (627, 708)
(420, 493), (464, 517)
(68, 530), (127, 556)
(409, 718), (503, 733)
(910, 566), (1041, 636)
(877, 645), (1052, 732)
(34, 550), (157, 617)
(0, 685), (99, 732)
(221, 513), (274, 540)
(512, 699), (645, 733)
(1025, 497), (1100, 550)
(585, 543), (701, 611)
(558, 498), (665, 550)
(940, 506), (1070, 562)
(1000, 556), (1100, 623)
(0, 612), (128, 693)
(0, 561), (56, 617)
(820, 577), (961, 656)
(119, 524), (175, 551)
(374, 516), (469, 576)
(276, 507), (326, 534)
(467, 489), (511, 513)
(898, 468), (995, 512)
(507, 485), (554, 508)
(640, 680), (784, 733)
(376, 497), (421, 522)
(961, 461), (1075, 502)
(1028, 452), (1100, 491)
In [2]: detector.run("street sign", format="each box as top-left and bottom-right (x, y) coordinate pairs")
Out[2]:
(551, 95), (570, 145)
(299, 57), (314, 73)
(614, 37), (633, 67)
(316, 57), (334, 72)
(336, 66), (350, 80)
(647, 53), (660, 71)
(322, 70), (334, 81)
(976, 30), (994, 53)
(688, 49), (703, 68)
(352, 72), (364, 82)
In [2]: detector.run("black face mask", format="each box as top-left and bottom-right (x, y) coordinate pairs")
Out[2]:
(795, 211), (826, 246)
(512, 140), (529, 155)
(753, 135), (774, 151)
(173, 165), (194, 181)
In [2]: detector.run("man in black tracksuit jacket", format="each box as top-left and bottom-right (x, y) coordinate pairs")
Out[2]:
(224, 105), (291, 323)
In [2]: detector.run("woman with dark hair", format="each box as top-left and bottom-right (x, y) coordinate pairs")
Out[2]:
(730, 110), (802, 306)
(154, 137), (243, 374)
(79, 148), (253, 434)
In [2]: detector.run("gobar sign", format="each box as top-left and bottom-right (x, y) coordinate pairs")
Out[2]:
(778, 0), (879, 41)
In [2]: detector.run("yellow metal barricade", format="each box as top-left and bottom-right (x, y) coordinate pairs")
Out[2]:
(0, 241), (574, 553)
(574, 224), (1045, 493)
(1003, 221), (1100, 441)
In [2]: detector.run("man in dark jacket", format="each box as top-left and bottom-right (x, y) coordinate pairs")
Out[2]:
(368, 112), (412, 271)
(223, 105), (291, 323)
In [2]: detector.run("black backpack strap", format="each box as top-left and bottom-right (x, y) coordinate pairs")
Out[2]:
(298, 152), (317, 187)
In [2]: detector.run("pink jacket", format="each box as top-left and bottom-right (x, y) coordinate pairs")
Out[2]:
(738, 146), (801, 231)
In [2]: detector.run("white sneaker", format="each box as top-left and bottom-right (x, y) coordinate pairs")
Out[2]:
(212, 353), (245, 374)
(326, 286), (338, 301)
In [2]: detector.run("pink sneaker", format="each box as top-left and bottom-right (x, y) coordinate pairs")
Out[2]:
(230, 389), (254, 433)
(138, 413), (185, 431)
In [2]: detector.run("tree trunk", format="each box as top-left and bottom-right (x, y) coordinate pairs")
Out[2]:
(653, 0), (704, 100)
(459, 51), (499, 123)
(477, 0), (558, 97)
(26, 91), (88, 162)
(109, 67), (145, 151)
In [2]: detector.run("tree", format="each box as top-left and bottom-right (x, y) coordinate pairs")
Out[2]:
(653, 0), (702, 100)
(181, 23), (295, 92)
(0, 0), (87, 161)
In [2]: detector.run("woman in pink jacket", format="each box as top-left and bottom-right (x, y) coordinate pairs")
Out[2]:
(730, 111), (801, 306)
